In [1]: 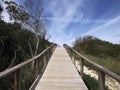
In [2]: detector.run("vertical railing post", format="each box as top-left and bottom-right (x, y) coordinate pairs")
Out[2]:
(99, 71), (105, 90)
(49, 48), (51, 58)
(51, 46), (54, 54)
(44, 53), (46, 67)
(35, 59), (39, 77)
(74, 53), (76, 66)
(80, 58), (84, 79)
(68, 48), (70, 58)
(14, 69), (21, 90)
(71, 49), (73, 60)
(71, 49), (73, 59)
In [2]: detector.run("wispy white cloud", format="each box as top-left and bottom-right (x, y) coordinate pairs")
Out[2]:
(45, 0), (120, 45)
(82, 16), (120, 44)
(42, 17), (110, 24)
(65, 38), (76, 46)
(46, 0), (83, 46)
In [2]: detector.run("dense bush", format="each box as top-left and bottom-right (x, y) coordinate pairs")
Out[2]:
(73, 36), (120, 60)
(83, 74), (98, 90)
(83, 74), (108, 90)
(73, 36), (120, 75)
(0, 21), (51, 71)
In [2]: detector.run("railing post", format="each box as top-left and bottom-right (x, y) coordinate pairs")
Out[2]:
(80, 58), (84, 79)
(35, 59), (39, 77)
(68, 48), (71, 58)
(70, 49), (73, 60)
(49, 48), (51, 57)
(14, 69), (21, 90)
(44, 53), (46, 67)
(51, 47), (53, 54)
(99, 71), (105, 90)
(74, 53), (76, 66)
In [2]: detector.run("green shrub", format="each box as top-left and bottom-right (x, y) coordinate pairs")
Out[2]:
(83, 74), (98, 90)
(83, 74), (109, 90)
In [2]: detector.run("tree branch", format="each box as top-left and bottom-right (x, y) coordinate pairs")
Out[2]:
(28, 39), (34, 57)
(34, 35), (39, 56)
(6, 46), (21, 69)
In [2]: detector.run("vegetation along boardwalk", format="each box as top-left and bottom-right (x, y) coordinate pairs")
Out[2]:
(35, 47), (88, 90)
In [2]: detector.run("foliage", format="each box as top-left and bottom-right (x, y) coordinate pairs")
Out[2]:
(73, 36), (120, 75)
(5, 1), (29, 22)
(0, 21), (23, 71)
(21, 66), (36, 90)
(0, 20), (52, 89)
(83, 74), (108, 90)
(5, 0), (47, 38)
(0, 1), (52, 90)
(73, 36), (120, 60)
(84, 54), (120, 75)
(0, 20), (51, 71)
(83, 74), (98, 90)
(5, 0), (48, 60)
(0, 75), (13, 90)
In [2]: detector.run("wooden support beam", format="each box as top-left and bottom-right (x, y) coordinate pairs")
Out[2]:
(48, 49), (50, 58)
(99, 71), (105, 90)
(14, 69), (21, 90)
(74, 53), (76, 66)
(80, 58), (84, 79)
(44, 53), (46, 67)
(35, 59), (39, 77)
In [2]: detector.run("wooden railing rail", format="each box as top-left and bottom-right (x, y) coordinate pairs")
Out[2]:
(0, 43), (57, 90)
(63, 44), (120, 90)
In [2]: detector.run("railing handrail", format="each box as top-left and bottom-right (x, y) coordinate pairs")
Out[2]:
(0, 43), (56, 79)
(64, 44), (120, 82)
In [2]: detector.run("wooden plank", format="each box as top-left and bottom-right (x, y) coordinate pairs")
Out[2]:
(35, 47), (88, 90)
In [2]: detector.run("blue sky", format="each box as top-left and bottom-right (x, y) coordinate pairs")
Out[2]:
(43, 0), (120, 46)
(1, 0), (120, 46)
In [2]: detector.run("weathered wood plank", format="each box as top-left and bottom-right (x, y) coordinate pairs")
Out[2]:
(35, 47), (88, 90)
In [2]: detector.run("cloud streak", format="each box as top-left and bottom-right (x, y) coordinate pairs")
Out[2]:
(43, 0), (120, 46)
(45, 0), (83, 46)
(82, 16), (120, 44)
(42, 17), (111, 24)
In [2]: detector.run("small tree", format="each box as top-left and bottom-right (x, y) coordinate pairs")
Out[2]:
(5, 0), (47, 68)
(6, 1), (47, 52)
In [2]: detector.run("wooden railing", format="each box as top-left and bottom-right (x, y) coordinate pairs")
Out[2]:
(63, 44), (120, 90)
(0, 44), (57, 90)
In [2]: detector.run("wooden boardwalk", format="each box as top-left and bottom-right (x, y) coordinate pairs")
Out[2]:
(35, 47), (88, 90)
